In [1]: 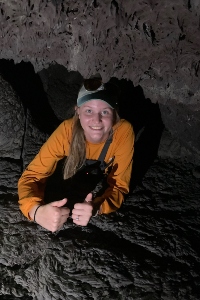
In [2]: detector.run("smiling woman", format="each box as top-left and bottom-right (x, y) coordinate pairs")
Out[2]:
(18, 75), (135, 232)
(77, 100), (114, 143)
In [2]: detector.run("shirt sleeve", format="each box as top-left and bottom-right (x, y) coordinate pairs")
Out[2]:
(18, 120), (71, 220)
(94, 121), (135, 214)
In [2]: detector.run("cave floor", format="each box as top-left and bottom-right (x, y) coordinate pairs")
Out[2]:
(0, 157), (200, 300)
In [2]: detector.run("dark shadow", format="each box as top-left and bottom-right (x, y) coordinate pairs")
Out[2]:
(0, 59), (60, 134)
(39, 64), (83, 121)
(109, 78), (164, 190)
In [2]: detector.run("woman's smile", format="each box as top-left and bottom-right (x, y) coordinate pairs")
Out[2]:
(90, 126), (103, 130)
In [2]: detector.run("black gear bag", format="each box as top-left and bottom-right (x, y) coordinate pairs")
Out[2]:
(44, 134), (113, 212)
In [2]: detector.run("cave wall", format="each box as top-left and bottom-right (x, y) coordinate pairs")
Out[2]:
(0, 0), (200, 162)
(0, 3), (200, 298)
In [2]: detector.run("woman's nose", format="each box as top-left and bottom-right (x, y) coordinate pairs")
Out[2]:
(92, 113), (102, 122)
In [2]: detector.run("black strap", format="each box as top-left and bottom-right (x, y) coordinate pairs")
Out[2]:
(98, 130), (113, 169)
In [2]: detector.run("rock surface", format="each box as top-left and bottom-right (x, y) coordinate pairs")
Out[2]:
(0, 1), (200, 298)
(0, 158), (199, 299)
(0, 76), (24, 160)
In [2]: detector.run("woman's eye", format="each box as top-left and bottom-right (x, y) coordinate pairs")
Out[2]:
(85, 109), (92, 114)
(101, 110), (109, 116)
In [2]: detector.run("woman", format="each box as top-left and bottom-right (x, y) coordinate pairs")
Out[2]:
(18, 76), (135, 232)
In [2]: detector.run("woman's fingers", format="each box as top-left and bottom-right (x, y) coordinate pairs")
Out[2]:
(72, 198), (93, 226)
(84, 193), (93, 203)
(31, 200), (70, 232)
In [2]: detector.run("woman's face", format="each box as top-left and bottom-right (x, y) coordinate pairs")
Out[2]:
(77, 99), (114, 143)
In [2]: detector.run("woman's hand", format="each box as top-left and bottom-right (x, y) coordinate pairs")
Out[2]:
(72, 193), (93, 226)
(29, 198), (70, 232)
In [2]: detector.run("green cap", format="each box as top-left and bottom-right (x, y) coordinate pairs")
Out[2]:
(77, 79), (119, 109)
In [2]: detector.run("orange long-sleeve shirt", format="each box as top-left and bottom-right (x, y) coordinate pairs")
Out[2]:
(18, 118), (134, 220)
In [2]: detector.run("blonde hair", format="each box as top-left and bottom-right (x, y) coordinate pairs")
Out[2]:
(63, 113), (85, 179)
(63, 109), (119, 180)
